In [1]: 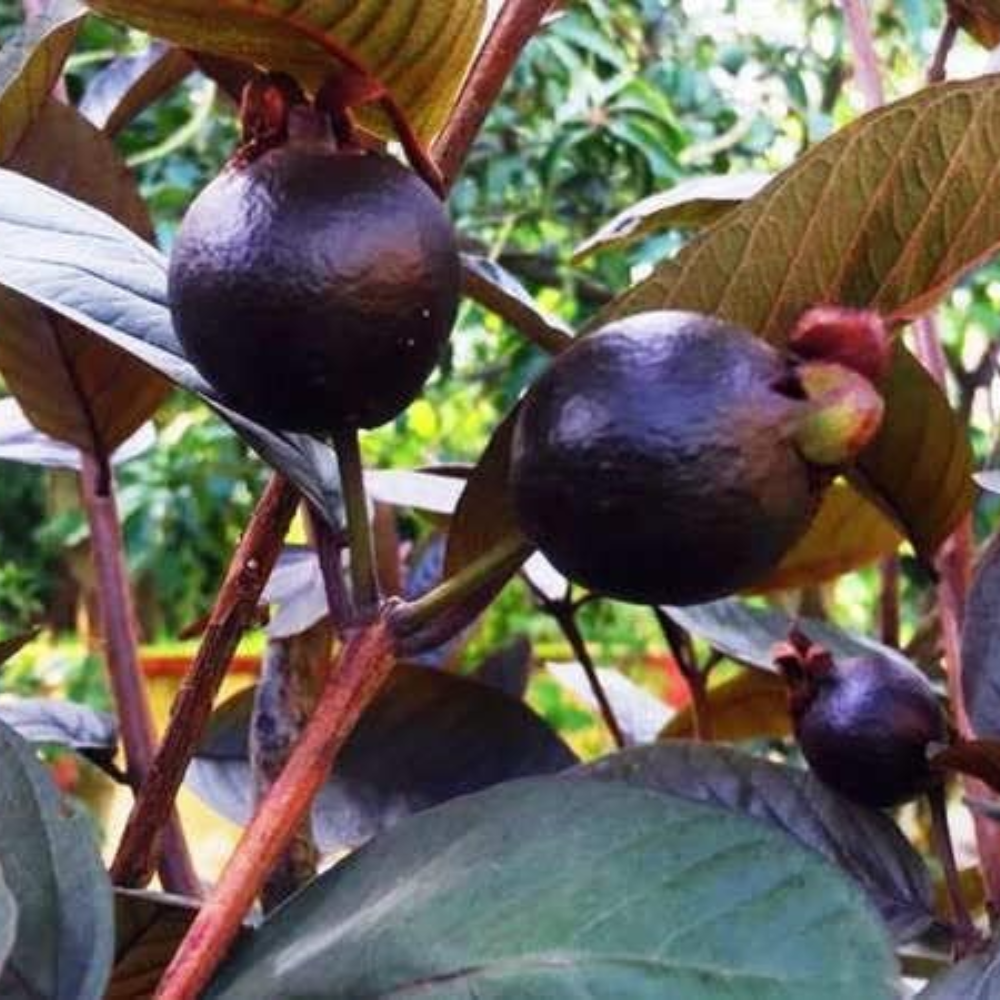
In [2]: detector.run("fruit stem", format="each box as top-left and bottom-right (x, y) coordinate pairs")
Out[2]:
(391, 533), (532, 648)
(333, 428), (380, 620)
(928, 783), (983, 957)
(306, 504), (353, 633)
(80, 452), (199, 898)
(154, 620), (397, 1000)
(111, 475), (299, 889)
(879, 555), (900, 648)
(551, 604), (626, 749)
(654, 608), (714, 742)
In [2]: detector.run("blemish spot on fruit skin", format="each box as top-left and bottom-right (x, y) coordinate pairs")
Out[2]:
(509, 310), (884, 606)
(168, 137), (460, 434)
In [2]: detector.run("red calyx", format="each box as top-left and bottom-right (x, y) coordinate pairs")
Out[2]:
(789, 305), (891, 385)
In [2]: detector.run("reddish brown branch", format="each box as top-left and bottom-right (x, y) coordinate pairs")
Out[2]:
(551, 605), (626, 749)
(80, 454), (199, 896)
(654, 607), (713, 742)
(840, 0), (885, 110)
(155, 621), (396, 1000)
(434, 0), (555, 190)
(111, 475), (299, 888)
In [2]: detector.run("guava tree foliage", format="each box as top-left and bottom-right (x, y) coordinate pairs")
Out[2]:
(4, 0), (1000, 998)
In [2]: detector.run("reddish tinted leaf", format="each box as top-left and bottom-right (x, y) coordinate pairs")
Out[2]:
(0, 0), (85, 160)
(0, 100), (168, 457)
(951, 0), (1000, 47)
(82, 0), (486, 140)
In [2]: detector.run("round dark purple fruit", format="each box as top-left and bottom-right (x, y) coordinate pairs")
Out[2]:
(168, 130), (460, 433)
(509, 310), (847, 606)
(775, 632), (948, 808)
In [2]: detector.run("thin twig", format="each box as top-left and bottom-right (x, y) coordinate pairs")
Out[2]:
(434, 0), (555, 189)
(879, 555), (901, 649)
(654, 608), (713, 742)
(928, 783), (983, 956)
(80, 454), (199, 897)
(551, 605), (625, 748)
(111, 475), (299, 888)
(332, 429), (380, 618)
(928, 13), (959, 83)
(840, 0), (886, 109)
(154, 621), (396, 1000)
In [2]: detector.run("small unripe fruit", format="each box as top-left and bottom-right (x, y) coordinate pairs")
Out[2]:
(775, 631), (948, 808)
(509, 310), (884, 606)
(168, 116), (460, 433)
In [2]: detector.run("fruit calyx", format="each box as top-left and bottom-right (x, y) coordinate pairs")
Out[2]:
(771, 628), (833, 715)
(791, 360), (885, 467)
(789, 305), (892, 385)
(236, 72), (308, 166)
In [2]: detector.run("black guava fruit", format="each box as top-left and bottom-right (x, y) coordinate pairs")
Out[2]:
(509, 310), (881, 606)
(168, 122), (460, 433)
(775, 632), (948, 808)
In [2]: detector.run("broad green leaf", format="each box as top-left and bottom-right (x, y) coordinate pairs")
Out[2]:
(598, 79), (1000, 556)
(0, 719), (113, 1000)
(82, 0), (486, 140)
(580, 743), (935, 942)
(108, 890), (199, 1000)
(754, 480), (902, 591)
(189, 663), (576, 850)
(963, 532), (1000, 738)
(0, 0), (85, 160)
(208, 778), (897, 999)
(444, 403), (527, 575)
(0, 167), (344, 521)
(662, 668), (791, 742)
(78, 42), (193, 137)
(572, 172), (771, 262)
(0, 99), (169, 458)
(662, 598), (913, 671)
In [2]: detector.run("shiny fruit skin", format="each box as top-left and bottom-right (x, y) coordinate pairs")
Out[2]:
(510, 311), (821, 605)
(168, 146), (460, 432)
(794, 654), (947, 808)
